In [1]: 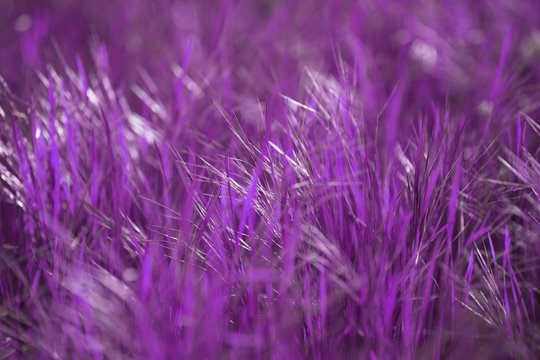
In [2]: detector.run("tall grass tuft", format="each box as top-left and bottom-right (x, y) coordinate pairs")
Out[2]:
(1, 0), (540, 358)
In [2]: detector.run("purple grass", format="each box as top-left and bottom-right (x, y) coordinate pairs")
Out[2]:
(1, 0), (540, 358)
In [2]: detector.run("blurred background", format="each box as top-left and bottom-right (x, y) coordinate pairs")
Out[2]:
(1, 0), (539, 121)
